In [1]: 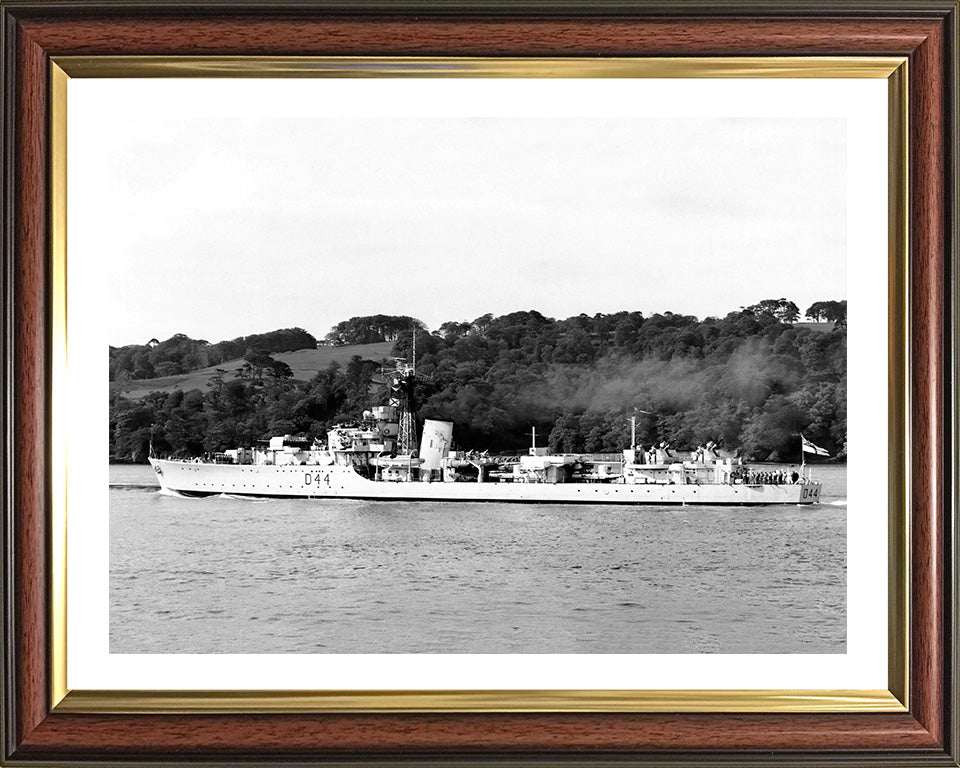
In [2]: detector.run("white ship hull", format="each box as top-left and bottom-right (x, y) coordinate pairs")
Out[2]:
(149, 459), (822, 506)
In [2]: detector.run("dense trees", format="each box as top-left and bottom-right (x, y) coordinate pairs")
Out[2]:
(805, 300), (848, 326)
(406, 305), (845, 461)
(110, 354), (377, 463)
(236, 350), (294, 383)
(109, 301), (846, 463)
(109, 327), (317, 382)
(324, 315), (426, 346)
(742, 298), (801, 324)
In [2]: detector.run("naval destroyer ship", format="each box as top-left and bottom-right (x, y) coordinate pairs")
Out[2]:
(149, 358), (822, 506)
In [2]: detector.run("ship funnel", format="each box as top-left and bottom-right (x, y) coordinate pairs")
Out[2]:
(419, 419), (453, 471)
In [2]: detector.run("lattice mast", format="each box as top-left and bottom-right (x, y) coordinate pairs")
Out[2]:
(392, 330), (418, 455)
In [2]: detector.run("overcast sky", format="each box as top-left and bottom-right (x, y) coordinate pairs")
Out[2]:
(69, 81), (846, 347)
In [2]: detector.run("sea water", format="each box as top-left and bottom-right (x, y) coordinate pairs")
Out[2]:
(109, 464), (846, 654)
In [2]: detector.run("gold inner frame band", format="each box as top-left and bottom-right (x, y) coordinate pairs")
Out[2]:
(48, 55), (910, 714)
(50, 61), (69, 710)
(56, 688), (902, 715)
(53, 55), (905, 79)
(886, 60), (910, 708)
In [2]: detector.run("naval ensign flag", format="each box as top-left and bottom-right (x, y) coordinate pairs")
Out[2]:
(801, 435), (830, 457)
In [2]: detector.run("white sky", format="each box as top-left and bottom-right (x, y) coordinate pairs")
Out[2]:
(68, 79), (847, 346)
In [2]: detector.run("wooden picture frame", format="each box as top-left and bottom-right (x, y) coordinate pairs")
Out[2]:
(1, 1), (957, 765)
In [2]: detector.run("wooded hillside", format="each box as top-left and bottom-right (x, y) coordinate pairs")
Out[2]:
(109, 301), (846, 463)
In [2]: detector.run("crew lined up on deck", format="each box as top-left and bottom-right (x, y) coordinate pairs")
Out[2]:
(744, 470), (801, 485)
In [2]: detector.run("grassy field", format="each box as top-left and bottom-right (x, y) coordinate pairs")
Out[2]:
(113, 341), (396, 400)
(793, 321), (836, 333)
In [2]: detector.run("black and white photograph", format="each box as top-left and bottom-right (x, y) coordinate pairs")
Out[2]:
(89, 80), (850, 657)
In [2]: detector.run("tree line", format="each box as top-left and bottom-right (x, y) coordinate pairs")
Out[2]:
(110, 327), (317, 381)
(110, 301), (846, 463)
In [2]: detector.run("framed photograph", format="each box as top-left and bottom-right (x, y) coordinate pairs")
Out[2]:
(2, 1), (957, 765)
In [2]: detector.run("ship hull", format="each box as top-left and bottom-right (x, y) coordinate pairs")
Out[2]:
(149, 459), (822, 505)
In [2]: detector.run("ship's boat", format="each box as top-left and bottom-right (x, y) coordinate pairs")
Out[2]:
(149, 360), (823, 506)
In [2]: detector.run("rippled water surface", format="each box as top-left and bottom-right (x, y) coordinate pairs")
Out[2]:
(110, 464), (846, 653)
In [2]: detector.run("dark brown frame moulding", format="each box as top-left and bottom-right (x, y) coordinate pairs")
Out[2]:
(1, 1), (957, 766)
